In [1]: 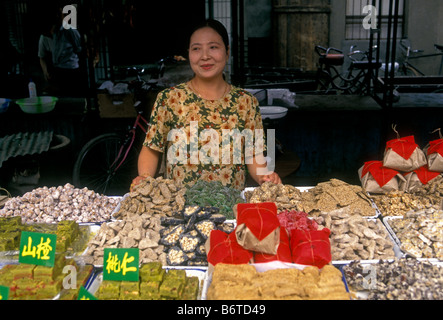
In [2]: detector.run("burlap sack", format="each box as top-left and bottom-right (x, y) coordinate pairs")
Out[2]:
(424, 138), (443, 172)
(235, 202), (280, 255)
(383, 135), (427, 172)
(402, 166), (441, 193)
(359, 161), (407, 194)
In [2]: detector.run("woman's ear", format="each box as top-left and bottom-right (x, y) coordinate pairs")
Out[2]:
(226, 46), (230, 60)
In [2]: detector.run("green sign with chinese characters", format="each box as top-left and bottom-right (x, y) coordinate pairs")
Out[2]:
(103, 248), (139, 282)
(77, 286), (98, 300)
(18, 231), (57, 267)
(0, 285), (9, 300)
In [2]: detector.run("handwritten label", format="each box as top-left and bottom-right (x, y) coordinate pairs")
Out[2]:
(19, 231), (57, 267)
(103, 248), (139, 281)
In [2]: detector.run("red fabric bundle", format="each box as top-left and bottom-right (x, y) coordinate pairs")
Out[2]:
(358, 160), (406, 193)
(235, 202), (281, 255)
(290, 228), (332, 269)
(253, 227), (292, 263)
(426, 138), (443, 172)
(206, 230), (253, 266)
(383, 135), (427, 172)
(402, 165), (441, 192)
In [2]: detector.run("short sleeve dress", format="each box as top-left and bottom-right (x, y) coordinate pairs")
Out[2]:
(143, 82), (265, 190)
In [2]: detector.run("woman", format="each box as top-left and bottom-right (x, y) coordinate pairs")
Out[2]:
(132, 19), (281, 190)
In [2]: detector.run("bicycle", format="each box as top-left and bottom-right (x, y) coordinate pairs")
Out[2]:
(315, 45), (381, 95)
(72, 65), (161, 196)
(399, 38), (443, 76)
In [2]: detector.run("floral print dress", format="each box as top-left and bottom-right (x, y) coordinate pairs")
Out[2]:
(143, 82), (265, 190)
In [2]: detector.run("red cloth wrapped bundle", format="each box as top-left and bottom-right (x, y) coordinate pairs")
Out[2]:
(206, 230), (253, 266)
(235, 202), (280, 255)
(426, 138), (443, 172)
(290, 228), (332, 268)
(254, 227), (292, 263)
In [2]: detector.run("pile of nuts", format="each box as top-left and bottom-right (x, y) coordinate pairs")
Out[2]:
(82, 213), (166, 265)
(343, 258), (443, 300)
(370, 190), (435, 217)
(300, 179), (376, 217)
(370, 175), (443, 217)
(315, 207), (395, 260)
(0, 183), (117, 223)
(245, 179), (376, 217)
(244, 182), (303, 213)
(387, 208), (443, 259)
(113, 176), (186, 219)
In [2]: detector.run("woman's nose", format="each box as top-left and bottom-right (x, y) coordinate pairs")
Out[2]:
(201, 47), (210, 59)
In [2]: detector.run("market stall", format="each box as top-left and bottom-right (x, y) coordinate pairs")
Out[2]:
(1, 129), (443, 300)
(0, 165), (441, 300)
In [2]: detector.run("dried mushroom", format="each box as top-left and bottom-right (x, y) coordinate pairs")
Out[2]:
(0, 183), (117, 223)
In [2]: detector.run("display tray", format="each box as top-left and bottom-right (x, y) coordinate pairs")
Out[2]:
(0, 223), (99, 262)
(382, 216), (442, 259)
(339, 258), (443, 300)
(86, 266), (208, 300)
(202, 261), (352, 300)
(241, 186), (313, 200)
(0, 262), (95, 300)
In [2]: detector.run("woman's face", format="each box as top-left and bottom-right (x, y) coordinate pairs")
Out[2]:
(189, 27), (229, 81)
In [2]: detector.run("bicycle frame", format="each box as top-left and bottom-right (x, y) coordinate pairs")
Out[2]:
(400, 39), (443, 76)
(110, 111), (149, 173)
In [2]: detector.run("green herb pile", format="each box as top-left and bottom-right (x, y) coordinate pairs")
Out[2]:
(185, 180), (244, 219)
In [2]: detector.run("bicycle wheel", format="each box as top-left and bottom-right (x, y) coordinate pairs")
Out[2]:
(73, 133), (139, 196)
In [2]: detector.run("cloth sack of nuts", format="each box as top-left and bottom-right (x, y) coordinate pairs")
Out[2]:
(424, 137), (443, 172)
(402, 165), (441, 193)
(383, 135), (427, 172)
(253, 227), (292, 263)
(290, 228), (332, 269)
(234, 202), (281, 255)
(358, 160), (407, 193)
(205, 229), (253, 268)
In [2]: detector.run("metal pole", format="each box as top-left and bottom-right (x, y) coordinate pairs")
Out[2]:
(388, 0), (400, 108)
(383, 0), (394, 108)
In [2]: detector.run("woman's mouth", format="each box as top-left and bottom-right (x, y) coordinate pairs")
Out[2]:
(201, 64), (214, 70)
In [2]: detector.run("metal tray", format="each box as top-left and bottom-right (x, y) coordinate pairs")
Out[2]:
(86, 266), (208, 300)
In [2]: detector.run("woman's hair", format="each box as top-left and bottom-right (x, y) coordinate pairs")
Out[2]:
(189, 19), (230, 51)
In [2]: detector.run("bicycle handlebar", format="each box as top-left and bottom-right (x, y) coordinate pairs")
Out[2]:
(315, 45), (343, 56)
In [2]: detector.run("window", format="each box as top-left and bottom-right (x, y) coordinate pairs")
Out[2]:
(345, 0), (405, 40)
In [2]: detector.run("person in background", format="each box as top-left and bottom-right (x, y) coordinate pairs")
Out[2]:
(50, 6), (85, 96)
(132, 19), (281, 191)
(38, 20), (55, 94)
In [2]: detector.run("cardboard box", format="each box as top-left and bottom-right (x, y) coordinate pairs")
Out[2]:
(98, 93), (137, 118)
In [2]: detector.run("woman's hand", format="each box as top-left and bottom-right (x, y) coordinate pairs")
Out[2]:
(130, 175), (147, 192)
(257, 171), (282, 185)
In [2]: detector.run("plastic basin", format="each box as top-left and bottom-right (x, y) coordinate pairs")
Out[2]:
(15, 96), (58, 114)
(259, 106), (288, 120)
